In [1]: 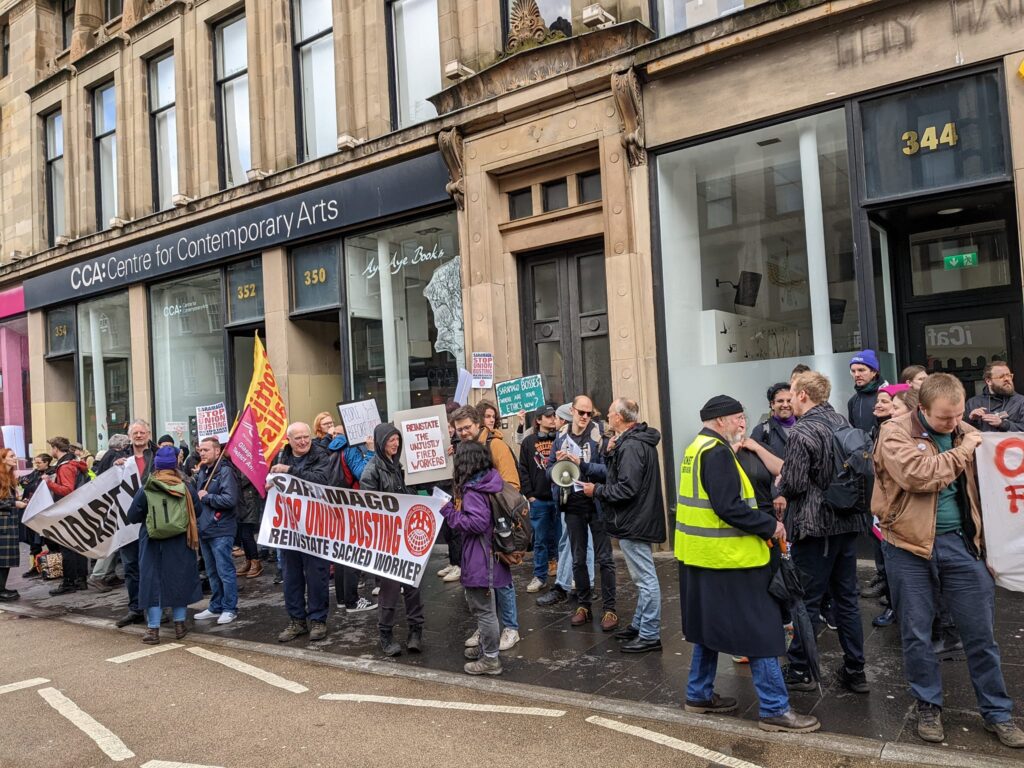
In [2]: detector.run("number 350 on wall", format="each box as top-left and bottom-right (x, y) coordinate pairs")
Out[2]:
(901, 122), (958, 156)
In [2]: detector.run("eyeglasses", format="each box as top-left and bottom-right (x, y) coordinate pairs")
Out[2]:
(994, 372), (1014, 380)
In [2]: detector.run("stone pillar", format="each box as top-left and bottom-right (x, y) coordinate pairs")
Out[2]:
(70, 0), (103, 60)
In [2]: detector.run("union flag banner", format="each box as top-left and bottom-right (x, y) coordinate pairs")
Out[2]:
(224, 405), (270, 497)
(243, 333), (288, 465)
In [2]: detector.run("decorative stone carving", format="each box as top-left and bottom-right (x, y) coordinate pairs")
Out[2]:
(507, 0), (549, 53)
(611, 67), (645, 167)
(437, 128), (465, 211)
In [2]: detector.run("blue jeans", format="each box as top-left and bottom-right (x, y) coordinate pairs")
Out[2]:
(146, 606), (186, 629)
(883, 533), (1013, 723)
(200, 536), (238, 614)
(119, 540), (140, 613)
(555, 512), (593, 591)
(618, 538), (661, 640)
(529, 500), (560, 581)
(688, 643), (790, 719)
(496, 584), (518, 631)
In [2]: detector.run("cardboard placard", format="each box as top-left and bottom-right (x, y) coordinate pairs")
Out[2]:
(392, 404), (453, 485)
(337, 398), (382, 447)
(495, 374), (545, 417)
(471, 352), (494, 389)
(196, 402), (230, 443)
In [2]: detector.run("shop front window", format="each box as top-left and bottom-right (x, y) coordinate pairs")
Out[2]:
(656, 109), (861, 468)
(344, 212), (463, 415)
(151, 272), (225, 443)
(77, 293), (132, 451)
(0, 315), (31, 453)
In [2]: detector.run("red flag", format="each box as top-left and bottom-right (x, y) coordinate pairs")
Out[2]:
(225, 406), (270, 497)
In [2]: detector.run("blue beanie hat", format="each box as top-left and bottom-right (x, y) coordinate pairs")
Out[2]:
(153, 445), (178, 470)
(850, 349), (880, 372)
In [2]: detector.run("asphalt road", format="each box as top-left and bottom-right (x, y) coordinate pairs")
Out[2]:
(0, 611), (926, 768)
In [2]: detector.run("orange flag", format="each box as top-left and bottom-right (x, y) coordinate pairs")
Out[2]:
(242, 333), (288, 464)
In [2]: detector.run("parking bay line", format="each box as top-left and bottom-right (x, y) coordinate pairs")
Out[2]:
(37, 687), (135, 762)
(185, 646), (309, 693)
(141, 761), (226, 768)
(106, 643), (184, 664)
(587, 715), (765, 768)
(321, 692), (565, 717)
(0, 677), (50, 695)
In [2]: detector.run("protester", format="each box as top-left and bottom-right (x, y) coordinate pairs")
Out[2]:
(18, 453), (52, 579)
(361, 422), (423, 656)
(93, 433), (130, 476)
(848, 350), (885, 432)
(437, 402), (463, 584)
(583, 398), (665, 653)
(966, 361), (1024, 432)
(778, 371), (869, 694)
(234, 472), (264, 578)
(326, 421), (376, 612)
(313, 411), (337, 450)
(45, 436), (91, 596)
(677, 395), (819, 733)
(71, 442), (95, 476)
(125, 446), (201, 644)
(476, 399), (500, 432)
(0, 449), (26, 602)
(192, 438), (240, 625)
(114, 420), (157, 628)
(518, 404), (559, 593)
(901, 365), (928, 390)
(441, 441), (510, 676)
(270, 422), (334, 642)
(555, 403), (573, 430)
(750, 383), (793, 459)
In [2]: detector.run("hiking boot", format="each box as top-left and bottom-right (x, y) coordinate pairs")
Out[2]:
(102, 574), (124, 587)
(115, 611), (144, 628)
(465, 629), (481, 647)
(498, 628), (519, 651)
(782, 666), (816, 692)
(464, 655), (502, 676)
(236, 559), (253, 576)
(173, 622), (188, 640)
(141, 628), (160, 645)
(245, 560), (263, 578)
(571, 607), (591, 626)
(600, 611), (619, 632)
(985, 720), (1024, 748)
(407, 626), (423, 653)
(277, 619), (308, 643)
(684, 692), (738, 714)
(916, 702), (944, 743)
(464, 645), (482, 660)
(49, 581), (77, 596)
(758, 710), (820, 733)
(309, 621), (328, 641)
(87, 576), (113, 592)
(526, 577), (545, 593)
(860, 576), (886, 599)
(837, 666), (869, 694)
(232, 546), (244, 558)
(536, 587), (567, 606)
(379, 629), (402, 657)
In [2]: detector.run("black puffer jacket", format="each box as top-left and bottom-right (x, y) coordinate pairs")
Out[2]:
(593, 423), (667, 544)
(274, 441), (333, 485)
(359, 423), (409, 494)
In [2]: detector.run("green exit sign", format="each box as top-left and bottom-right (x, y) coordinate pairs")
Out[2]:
(944, 250), (978, 270)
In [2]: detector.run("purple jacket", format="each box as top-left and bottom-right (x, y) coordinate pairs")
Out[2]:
(441, 468), (512, 589)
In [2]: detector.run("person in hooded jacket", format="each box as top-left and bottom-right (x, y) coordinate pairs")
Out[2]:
(440, 440), (510, 676)
(583, 398), (666, 653)
(45, 436), (91, 595)
(361, 422), (424, 657)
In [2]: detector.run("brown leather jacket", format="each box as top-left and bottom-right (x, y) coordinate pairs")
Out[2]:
(871, 411), (983, 559)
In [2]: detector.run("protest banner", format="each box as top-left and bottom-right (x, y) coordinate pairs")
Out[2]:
(337, 398), (381, 446)
(393, 404), (453, 485)
(242, 333), (288, 463)
(196, 402), (230, 443)
(471, 352), (494, 389)
(977, 433), (1024, 591)
(257, 473), (445, 587)
(225, 406), (270, 497)
(495, 374), (545, 417)
(164, 421), (188, 444)
(22, 461), (141, 559)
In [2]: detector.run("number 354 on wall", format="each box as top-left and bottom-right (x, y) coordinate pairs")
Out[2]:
(901, 123), (958, 156)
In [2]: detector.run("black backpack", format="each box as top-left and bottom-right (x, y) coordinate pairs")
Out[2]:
(818, 420), (874, 515)
(486, 482), (532, 566)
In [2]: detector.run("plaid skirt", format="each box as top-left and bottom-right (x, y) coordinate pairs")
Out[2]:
(0, 511), (20, 568)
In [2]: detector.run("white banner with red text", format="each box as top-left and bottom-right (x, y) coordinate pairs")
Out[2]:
(976, 433), (1024, 592)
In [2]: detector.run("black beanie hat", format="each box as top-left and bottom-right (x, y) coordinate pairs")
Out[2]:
(700, 395), (744, 421)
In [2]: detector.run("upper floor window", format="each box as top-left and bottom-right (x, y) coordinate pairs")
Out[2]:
(505, 0), (571, 37)
(389, 0), (441, 128)
(93, 82), (118, 229)
(61, 0), (74, 50)
(104, 0), (123, 21)
(657, 0), (744, 37)
(149, 53), (178, 210)
(45, 110), (66, 245)
(293, 0), (337, 161)
(2, 24), (9, 77)
(214, 15), (251, 188)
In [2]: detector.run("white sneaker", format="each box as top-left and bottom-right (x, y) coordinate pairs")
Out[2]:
(346, 597), (377, 613)
(194, 609), (220, 620)
(437, 564), (453, 578)
(499, 628), (520, 651)
(442, 565), (462, 583)
(216, 611), (237, 625)
(465, 629), (480, 648)
(526, 577), (545, 593)
(371, 586), (380, 596)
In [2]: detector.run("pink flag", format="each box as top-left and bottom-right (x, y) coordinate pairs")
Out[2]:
(225, 406), (270, 497)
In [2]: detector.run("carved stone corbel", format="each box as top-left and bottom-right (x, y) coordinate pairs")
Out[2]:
(611, 67), (646, 167)
(437, 128), (465, 211)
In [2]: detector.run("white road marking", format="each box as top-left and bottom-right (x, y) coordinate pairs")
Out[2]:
(37, 687), (135, 762)
(586, 715), (765, 768)
(141, 761), (226, 768)
(0, 677), (49, 695)
(321, 692), (565, 717)
(185, 646), (308, 693)
(106, 643), (184, 664)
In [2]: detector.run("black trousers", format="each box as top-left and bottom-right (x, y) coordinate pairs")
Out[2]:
(239, 522), (259, 560)
(441, 521), (461, 566)
(61, 547), (89, 584)
(377, 578), (423, 631)
(565, 509), (615, 612)
(334, 564), (362, 609)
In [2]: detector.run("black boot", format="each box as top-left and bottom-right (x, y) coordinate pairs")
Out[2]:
(407, 625), (423, 653)
(379, 628), (401, 657)
(49, 579), (78, 596)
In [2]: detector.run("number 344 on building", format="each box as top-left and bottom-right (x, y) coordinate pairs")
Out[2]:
(901, 122), (958, 156)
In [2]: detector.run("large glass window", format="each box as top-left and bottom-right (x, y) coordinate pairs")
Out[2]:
(656, 109), (858, 470)
(61, 0), (74, 50)
(390, 0), (441, 128)
(294, 0), (337, 161)
(657, 0), (744, 37)
(45, 110), (66, 245)
(0, 315), (32, 450)
(94, 82), (118, 229)
(151, 272), (225, 443)
(77, 294), (132, 451)
(149, 53), (178, 211)
(104, 0), (122, 21)
(215, 15), (251, 188)
(344, 212), (463, 414)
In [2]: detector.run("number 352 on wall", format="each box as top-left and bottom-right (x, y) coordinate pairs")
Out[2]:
(901, 122), (958, 156)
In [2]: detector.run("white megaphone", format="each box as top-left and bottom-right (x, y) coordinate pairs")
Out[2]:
(552, 459), (580, 504)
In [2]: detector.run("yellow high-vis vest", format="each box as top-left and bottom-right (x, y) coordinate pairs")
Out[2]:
(674, 434), (770, 569)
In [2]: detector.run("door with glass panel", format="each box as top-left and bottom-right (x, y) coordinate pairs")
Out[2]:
(520, 242), (612, 413)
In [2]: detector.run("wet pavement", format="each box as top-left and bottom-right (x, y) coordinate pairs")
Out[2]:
(6, 545), (1024, 762)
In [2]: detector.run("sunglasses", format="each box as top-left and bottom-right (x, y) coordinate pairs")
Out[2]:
(575, 410), (593, 418)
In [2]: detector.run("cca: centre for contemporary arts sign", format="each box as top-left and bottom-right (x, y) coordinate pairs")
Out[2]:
(24, 152), (450, 310)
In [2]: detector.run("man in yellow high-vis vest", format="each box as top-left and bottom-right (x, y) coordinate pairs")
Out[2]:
(677, 395), (819, 734)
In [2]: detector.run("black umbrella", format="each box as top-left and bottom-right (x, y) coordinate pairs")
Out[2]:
(768, 539), (823, 695)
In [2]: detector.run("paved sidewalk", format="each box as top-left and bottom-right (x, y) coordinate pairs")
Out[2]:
(7, 546), (1023, 761)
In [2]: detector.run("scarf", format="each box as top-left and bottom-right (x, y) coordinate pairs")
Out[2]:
(151, 469), (199, 551)
(855, 378), (882, 394)
(772, 415), (797, 429)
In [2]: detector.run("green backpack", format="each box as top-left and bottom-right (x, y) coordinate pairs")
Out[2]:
(144, 486), (189, 540)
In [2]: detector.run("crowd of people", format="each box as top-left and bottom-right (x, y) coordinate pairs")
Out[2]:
(0, 354), (1021, 747)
